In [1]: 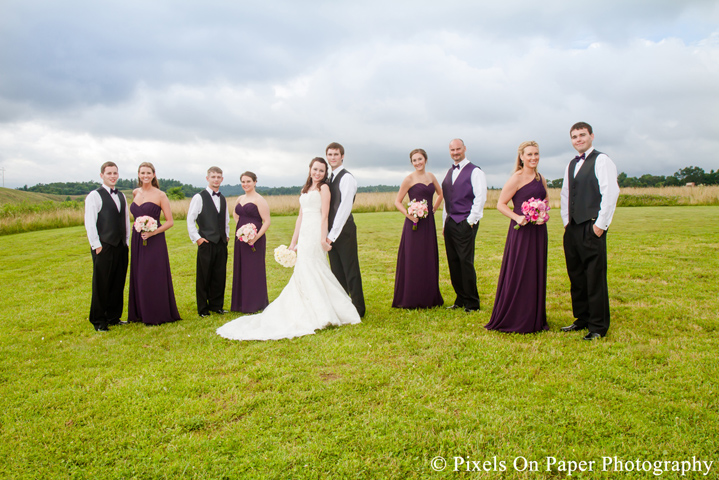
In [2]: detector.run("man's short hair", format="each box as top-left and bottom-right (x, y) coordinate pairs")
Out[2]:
(100, 161), (118, 174)
(326, 142), (345, 156)
(207, 166), (223, 175)
(570, 122), (593, 135)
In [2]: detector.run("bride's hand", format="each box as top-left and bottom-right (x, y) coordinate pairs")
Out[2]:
(321, 241), (332, 252)
(289, 242), (297, 251)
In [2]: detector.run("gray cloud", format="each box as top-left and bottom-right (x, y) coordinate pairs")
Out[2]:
(1, 0), (718, 189)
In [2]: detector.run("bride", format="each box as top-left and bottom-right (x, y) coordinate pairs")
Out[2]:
(216, 157), (361, 341)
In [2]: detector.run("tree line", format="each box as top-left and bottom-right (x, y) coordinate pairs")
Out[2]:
(18, 179), (203, 199)
(17, 167), (717, 198)
(547, 165), (718, 189)
(18, 181), (401, 198)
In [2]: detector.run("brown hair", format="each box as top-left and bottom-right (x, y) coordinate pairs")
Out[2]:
(301, 157), (329, 194)
(100, 161), (118, 174)
(137, 162), (160, 188)
(514, 141), (541, 181)
(325, 142), (345, 156)
(241, 171), (257, 182)
(409, 148), (428, 163)
(207, 166), (223, 175)
(570, 122), (593, 135)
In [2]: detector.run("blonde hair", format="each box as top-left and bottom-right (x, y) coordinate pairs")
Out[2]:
(207, 166), (223, 175)
(514, 140), (541, 180)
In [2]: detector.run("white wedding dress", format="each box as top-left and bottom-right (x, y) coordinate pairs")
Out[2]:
(217, 190), (361, 341)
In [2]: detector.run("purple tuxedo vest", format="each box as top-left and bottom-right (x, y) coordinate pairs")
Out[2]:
(442, 163), (478, 223)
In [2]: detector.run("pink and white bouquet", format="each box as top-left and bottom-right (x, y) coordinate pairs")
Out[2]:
(514, 197), (550, 230)
(133, 215), (158, 246)
(273, 245), (297, 268)
(236, 223), (258, 251)
(407, 198), (429, 231)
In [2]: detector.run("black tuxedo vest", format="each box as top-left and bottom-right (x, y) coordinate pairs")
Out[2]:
(196, 190), (227, 244)
(328, 168), (355, 232)
(95, 187), (126, 247)
(568, 150), (603, 224)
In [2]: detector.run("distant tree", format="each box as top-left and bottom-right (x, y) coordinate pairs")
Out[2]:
(166, 186), (185, 200)
(674, 166), (706, 185)
(548, 178), (563, 189)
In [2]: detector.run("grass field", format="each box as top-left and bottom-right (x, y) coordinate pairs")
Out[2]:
(1, 206), (718, 479)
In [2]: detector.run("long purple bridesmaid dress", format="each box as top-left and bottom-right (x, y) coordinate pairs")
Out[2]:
(231, 202), (269, 313)
(127, 202), (181, 325)
(485, 177), (549, 333)
(392, 183), (444, 308)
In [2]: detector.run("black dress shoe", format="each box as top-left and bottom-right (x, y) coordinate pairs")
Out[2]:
(464, 307), (479, 313)
(211, 309), (229, 315)
(560, 324), (587, 332)
(199, 313), (210, 318)
(583, 332), (604, 340)
(94, 326), (109, 332)
(108, 319), (128, 326)
(445, 304), (462, 310)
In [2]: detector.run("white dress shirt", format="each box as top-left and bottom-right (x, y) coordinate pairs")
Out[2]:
(328, 165), (358, 242)
(560, 147), (620, 230)
(84, 184), (131, 249)
(442, 158), (488, 227)
(187, 187), (231, 243)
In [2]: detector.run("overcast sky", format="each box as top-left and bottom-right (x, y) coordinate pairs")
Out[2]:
(1, 0), (718, 189)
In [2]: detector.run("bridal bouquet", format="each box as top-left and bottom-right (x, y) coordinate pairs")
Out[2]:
(407, 198), (429, 231)
(514, 197), (550, 230)
(274, 245), (297, 268)
(237, 223), (258, 251)
(133, 215), (158, 246)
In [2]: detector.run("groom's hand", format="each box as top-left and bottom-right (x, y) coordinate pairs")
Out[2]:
(95, 247), (103, 254)
(325, 237), (332, 245)
(197, 238), (208, 245)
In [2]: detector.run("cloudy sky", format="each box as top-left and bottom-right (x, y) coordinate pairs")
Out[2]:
(1, 0), (718, 189)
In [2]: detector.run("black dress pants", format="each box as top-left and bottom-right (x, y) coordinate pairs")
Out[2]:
(563, 220), (610, 335)
(444, 218), (480, 310)
(89, 243), (128, 329)
(196, 240), (228, 315)
(328, 221), (365, 317)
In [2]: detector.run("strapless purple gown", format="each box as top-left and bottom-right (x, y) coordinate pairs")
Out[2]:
(127, 202), (181, 325)
(485, 178), (549, 333)
(231, 202), (269, 313)
(392, 183), (444, 308)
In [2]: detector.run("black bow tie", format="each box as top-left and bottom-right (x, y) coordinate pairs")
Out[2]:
(574, 153), (586, 162)
(452, 164), (461, 170)
(212, 191), (220, 197)
(110, 188), (118, 195)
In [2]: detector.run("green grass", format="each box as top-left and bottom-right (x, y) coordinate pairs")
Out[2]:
(1, 207), (717, 479)
(0, 186), (69, 204)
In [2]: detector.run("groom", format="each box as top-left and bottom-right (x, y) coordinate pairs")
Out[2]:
(84, 161), (131, 332)
(441, 139), (487, 312)
(560, 122), (619, 340)
(325, 142), (366, 317)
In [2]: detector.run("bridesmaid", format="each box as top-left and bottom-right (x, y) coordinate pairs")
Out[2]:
(127, 162), (181, 326)
(392, 148), (444, 308)
(485, 141), (549, 333)
(231, 171), (271, 313)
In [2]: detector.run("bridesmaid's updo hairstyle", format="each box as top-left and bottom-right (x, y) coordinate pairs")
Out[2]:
(241, 171), (257, 183)
(301, 157), (329, 194)
(409, 148), (428, 163)
(514, 141), (541, 180)
(137, 161), (160, 189)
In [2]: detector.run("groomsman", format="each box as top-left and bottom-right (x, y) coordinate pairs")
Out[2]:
(84, 161), (131, 332)
(325, 142), (366, 317)
(560, 122), (620, 340)
(187, 166), (230, 317)
(441, 139), (487, 312)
